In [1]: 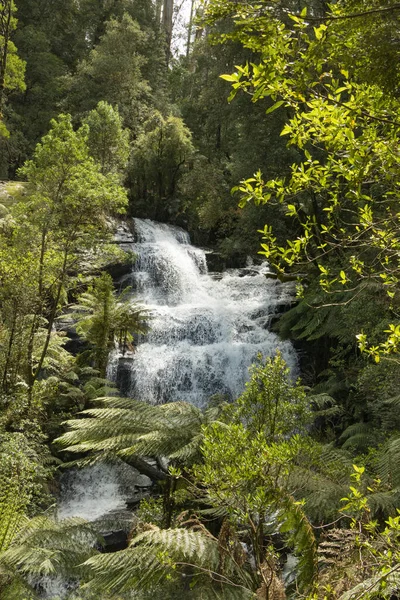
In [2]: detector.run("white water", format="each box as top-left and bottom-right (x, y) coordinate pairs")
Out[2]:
(57, 462), (152, 522)
(45, 220), (296, 599)
(111, 218), (297, 405)
(58, 464), (127, 521)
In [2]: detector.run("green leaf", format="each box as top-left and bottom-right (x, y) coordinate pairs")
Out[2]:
(266, 100), (284, 114)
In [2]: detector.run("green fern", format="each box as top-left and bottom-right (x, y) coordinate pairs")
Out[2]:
(339, 568), (400, 600)
(375, 435), (400, 489)
(83, 525), (255, 598)
(278, 494), (318, 590)
(56, 397), (220, 468)
(339, 422), (377, 451)
(1, 516), (99, 578)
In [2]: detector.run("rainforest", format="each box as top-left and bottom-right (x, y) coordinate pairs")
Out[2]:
(1, 0), (400, 598)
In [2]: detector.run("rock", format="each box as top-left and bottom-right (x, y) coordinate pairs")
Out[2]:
(126, 491), (152, 507)
(116, 357), (134, 396)
(103, 219), (136, 281)
(204, 250), (225, 272)
(135, 474), (153, 487)
(237, 267), (259, 277)
(102, 529), (128, 552)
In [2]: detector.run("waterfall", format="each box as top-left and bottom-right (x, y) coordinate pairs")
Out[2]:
(43, 219), (297, 599)
(112, 218), (297, 405)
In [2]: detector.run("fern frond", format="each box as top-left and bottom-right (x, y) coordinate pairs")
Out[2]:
(56, 396), (216, 467)
(1, 516), (99, 579)
(339, 423), (376, 451)
(375, 435), (400, 488)
(278, 494), (318, 591)
(339, 566), (400, 600)
(83, 526), (254, 596)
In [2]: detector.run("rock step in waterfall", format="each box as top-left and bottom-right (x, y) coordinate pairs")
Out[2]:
(110, 218), (298, 406)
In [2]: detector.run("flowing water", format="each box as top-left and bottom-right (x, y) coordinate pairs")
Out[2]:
(109, 218), (297, 406)
(49, 219), (296, 598)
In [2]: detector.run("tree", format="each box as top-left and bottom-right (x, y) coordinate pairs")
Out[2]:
(0, 0), (25, 135)
(57, 355), (322, 596)
(202, 0), (400, 361)
(129, 111), (194, 220)
(0, 114), (127, 402)
(73, 273), (149, 377)
(64, 13), (160, 133)
(83, 101), (130, 176)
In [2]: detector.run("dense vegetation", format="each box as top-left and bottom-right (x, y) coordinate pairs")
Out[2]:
(1, 0), (400, 598)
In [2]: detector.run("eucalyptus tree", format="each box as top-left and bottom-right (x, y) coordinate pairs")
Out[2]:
(64, 13), (167, 134)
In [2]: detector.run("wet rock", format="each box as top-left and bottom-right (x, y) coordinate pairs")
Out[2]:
(126, 491), (152, 507)
(116, 357), (134, 396)
(104, 220), (136, 281)
(102, 529), (128, 552)
(135, 474), (152, 487)
(204, 250), (225, 272)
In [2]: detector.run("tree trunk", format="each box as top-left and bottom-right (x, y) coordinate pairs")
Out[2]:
(0, 1), (12, 113)
(186, 0), (195, 59)
(162, 0), (173, 66)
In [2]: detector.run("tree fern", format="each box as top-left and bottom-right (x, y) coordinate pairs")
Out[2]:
(72, 273), (150, 376)
(375, 435), (400, 489)
(1, 516), (99, 579)
(83, 525), (255, 598)
(56, 396), (220, 470)
(339, 422), (377, 452)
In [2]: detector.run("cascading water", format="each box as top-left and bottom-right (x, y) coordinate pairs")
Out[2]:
(42, 219), (297, 599)
(111, 218), (297, 405)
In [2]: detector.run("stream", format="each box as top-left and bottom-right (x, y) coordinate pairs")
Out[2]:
(48, 219), (297, 599)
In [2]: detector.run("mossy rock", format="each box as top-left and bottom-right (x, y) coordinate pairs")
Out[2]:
(0, 203), (9, 218)
(0, 181), (30, 207)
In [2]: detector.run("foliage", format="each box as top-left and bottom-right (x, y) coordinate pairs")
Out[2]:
(0, 0), (26, 136)
(83, 101), (130, 177)
(82, 524), (255, 598)
(226, 352), (311, 438)
(129, 111), (194, 220)
(56, 396), (220, 471)
(0, 113), (127, 397)
(73, 273), (149, 377)
(310, 465), (400, 599)
(64, 13), (154, 133)
(0, 515), (99, 598)
(206, 0), (400, 360)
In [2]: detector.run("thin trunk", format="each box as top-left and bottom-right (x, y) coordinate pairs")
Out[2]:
(156, 0), (162, 26)
(26, 314), (39, 401)
(186, 0), (195, 59)
(1, 300), (17, 392)
(98, 290), (110, 378)
(162, 0), (173, 66)
(31, 246), (69, 389)
(0, 1), (12, 112)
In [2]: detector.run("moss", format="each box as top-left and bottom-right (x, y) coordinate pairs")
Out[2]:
(0, 181), (31, 207)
